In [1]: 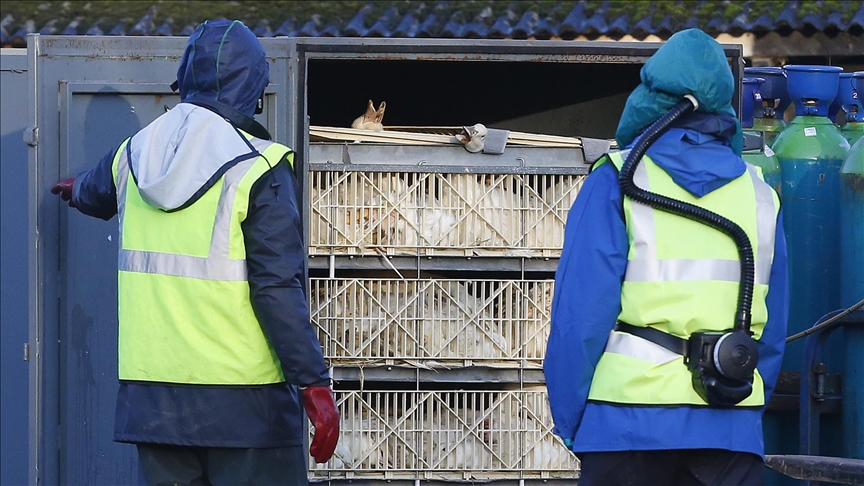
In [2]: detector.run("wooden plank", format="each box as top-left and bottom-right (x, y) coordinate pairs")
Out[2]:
(310, 126), (455, 144)
(384, 126), (584, 146)
(311, 125), (617, 149)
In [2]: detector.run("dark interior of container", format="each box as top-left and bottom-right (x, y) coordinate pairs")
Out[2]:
(307, 60), (644, 140)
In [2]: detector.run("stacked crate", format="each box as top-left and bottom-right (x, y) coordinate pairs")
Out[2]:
(306, 142), (591, 483)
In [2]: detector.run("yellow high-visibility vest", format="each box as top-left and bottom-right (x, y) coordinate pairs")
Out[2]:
(587, 150), (779, 407)
(112, 132), (294, 385)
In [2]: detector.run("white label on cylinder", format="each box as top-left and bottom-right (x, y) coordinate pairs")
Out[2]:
(764, 145), (775, 157)
(804, 127), (818, 137)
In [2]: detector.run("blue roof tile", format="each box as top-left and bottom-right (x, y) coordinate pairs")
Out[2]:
(154, 19), (174, 36)
(824, 11), (848, 31)
(416, 11), (439, 37)
(298, 15), (322, 37)
(0, 14), (11, 44)
(320, 24), (341, 37)
(393, 12), (420, 38)
(62, 17), (82, 36)
(630, 14), (653, 40)
(253, 19), (273, 38)
(606, 13), (630, 38)
(11, 19), (35, 43)
(463, 21), (488, 38)
(749, 12), (776, 33)
(851, 2), (864, 33)
(368, 7), (397, 37)
(511, 10), (537, 39)
(487, 10), (514, 39)
(775, 1), (801, 33)
(654, 14), (674, 39)
(440, 13), (464, 38)
(582, 1), (610, 38)
(704, 12), (728, 37)
(274, 18), (297, 37)
(683, 2), (704, 31)
(465, 5), (493, 38)
(727, 5), (751, 37)
(343, 3), (373, 37)
(108, 20), (127, 36)
(2, 0), (862, 49)
(38, 19), (57, 36)
(129, 6), (156, 36)
(558, 1), (587, 39)
(532, 11), (558, 40)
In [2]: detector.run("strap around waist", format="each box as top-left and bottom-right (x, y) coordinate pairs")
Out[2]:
(614, 322), (689, 356)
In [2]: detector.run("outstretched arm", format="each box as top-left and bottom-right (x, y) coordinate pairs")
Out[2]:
(53, 142), (123, 220)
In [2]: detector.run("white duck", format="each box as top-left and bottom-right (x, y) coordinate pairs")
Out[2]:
(351, 100), (386, 131)
(455, 123), (488, 153)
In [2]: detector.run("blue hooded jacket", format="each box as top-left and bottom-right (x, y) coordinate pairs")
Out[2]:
(71, 20), (329, 448)
(543, 29), (789, 458)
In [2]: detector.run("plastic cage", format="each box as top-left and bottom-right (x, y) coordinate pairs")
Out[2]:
(309, 170), (585, 258)
(310, 278), (553, 367)
(309, 388), (578, 481)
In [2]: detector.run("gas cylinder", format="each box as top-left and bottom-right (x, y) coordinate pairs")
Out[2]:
(744, 67), (790, 146)
(839, 72), (864, 146)
(741, 77), (782, 195)
(773, 65), (851, 370)
(829, 76), (845, 125)
(840, 131), (864, 459)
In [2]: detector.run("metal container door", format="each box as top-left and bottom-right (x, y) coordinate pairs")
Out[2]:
(1, 48), (32, 486)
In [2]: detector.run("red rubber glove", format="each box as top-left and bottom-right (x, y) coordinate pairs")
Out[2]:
(51, 177), (76, 207)
(301, 386), (339, 463)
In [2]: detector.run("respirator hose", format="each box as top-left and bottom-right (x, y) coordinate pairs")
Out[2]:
(618, 96), (756, 333)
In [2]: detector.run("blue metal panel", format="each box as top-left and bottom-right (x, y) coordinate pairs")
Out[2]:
(1, 48), (31, 486)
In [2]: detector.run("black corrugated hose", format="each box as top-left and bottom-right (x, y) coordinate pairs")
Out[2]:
(618, 96), (756, 333)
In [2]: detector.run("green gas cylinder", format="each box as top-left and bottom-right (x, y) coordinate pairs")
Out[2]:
(745, 67), (790, 147)
(742, 146), (782, 196)
(773, 65), (851, 371)
(843, 122), (864, 146)
(741, 76), (782, 194)
(753, 118), (787, 148)
(840, 115), (864, 461)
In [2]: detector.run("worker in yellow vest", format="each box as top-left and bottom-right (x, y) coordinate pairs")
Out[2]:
(51, 20), (338, 485)
(544, 29), (789, 485)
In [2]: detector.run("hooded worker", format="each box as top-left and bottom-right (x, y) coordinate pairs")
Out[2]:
(544, 29), (788, 485)
(51, 20), (339, 485)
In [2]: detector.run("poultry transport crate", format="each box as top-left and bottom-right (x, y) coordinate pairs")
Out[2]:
(308, 387), (578, 481)
(307, 143), (592, 258)
(310, 278), (553, 367)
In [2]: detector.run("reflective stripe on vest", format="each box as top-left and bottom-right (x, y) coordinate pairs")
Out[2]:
(587, 151), (779, 407)
(624, 161), (777, 286)
(115, 137), (279, 281)
(604, 330), (681, 365)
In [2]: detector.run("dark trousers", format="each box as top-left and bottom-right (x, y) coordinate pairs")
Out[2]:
(137, 444), (309, 486)
(579, 449), (765, 486)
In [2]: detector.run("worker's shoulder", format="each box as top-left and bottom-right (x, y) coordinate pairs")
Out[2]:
(590, 149), (630, 173)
